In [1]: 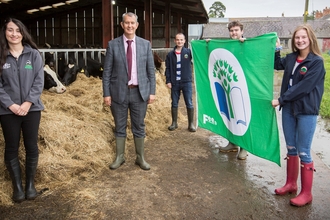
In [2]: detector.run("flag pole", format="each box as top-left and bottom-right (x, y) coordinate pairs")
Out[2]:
(304, 0), (309, 23)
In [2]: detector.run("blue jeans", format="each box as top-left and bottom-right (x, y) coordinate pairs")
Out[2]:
(171, 81), (193, 109)
(282, 103), (317, 163)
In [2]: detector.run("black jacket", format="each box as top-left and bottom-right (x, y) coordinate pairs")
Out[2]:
(274, 51), (325, 116)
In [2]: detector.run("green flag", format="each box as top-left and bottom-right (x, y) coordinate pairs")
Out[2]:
(191, 32), (280, 166)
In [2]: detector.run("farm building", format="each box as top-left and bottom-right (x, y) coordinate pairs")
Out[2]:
(0, 0), (208, 48)
(202, 16), (330, 52)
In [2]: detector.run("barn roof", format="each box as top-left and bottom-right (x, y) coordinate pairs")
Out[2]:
(202, 17), (330, 39)
(0, 0), (209, 24)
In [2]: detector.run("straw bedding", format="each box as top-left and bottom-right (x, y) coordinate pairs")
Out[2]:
(0, 66), (184, 205)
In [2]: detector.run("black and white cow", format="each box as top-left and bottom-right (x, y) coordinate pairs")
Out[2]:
(61, 61), (80, 86)
(44, 65), (66, 93)
(85, 57), (104, 78)
(44, 71), (57, 90)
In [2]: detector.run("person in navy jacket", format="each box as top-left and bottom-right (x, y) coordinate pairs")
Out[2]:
(272, 24), (326, 207)
(165, 33), (196, 132)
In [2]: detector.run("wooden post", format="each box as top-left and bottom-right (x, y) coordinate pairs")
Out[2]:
(144, 0), (152, 43)
(102, 0), (114, 48)
(165, 2), (171, 48)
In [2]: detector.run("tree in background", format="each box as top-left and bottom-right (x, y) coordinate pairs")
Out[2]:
(306, 10), (316, 20)
(208, 1), (226, 18)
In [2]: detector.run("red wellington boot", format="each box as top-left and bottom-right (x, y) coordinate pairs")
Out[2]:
(290, 162), (315, 207)
(275, 155), (299, 195)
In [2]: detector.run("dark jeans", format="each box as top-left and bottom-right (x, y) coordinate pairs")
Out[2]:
(0, 111), (41, 161)
(171, 81), (193, 108)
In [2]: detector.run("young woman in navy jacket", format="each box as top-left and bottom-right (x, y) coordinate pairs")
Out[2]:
(272, 24), (326, 207)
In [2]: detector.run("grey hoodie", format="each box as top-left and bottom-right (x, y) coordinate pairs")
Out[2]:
(0, 44), (44, 115)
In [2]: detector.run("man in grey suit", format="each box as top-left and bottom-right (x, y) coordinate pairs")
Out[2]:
(102, 12), (156, 170)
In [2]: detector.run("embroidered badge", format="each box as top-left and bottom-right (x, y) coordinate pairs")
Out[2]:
(300, 66), (307, 75)
(25, 60), (33, 69)
(3, 63), (11, 69)
(184, 54), (188, 59)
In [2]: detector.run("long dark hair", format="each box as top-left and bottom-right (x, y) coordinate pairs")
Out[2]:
(0, 18), (38, 73)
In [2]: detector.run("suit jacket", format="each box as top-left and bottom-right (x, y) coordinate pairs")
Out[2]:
(102, 35), (156, 104)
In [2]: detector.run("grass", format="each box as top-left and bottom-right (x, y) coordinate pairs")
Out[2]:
(320, 53), (330, 119)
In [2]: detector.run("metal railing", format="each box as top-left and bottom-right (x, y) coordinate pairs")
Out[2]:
(39, 48), (170, 73)
(39, 49), (106, 73)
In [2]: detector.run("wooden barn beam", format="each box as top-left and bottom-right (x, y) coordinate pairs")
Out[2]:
(165, 1), (171, 48)
(177, 13), (182, 33)
(102, 0), (114, 48)
(144, 0), (152, 42)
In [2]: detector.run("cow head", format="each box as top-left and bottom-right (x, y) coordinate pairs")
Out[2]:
(62, 63), (80, 86)
(44, 65), (67, 94)
(86, 57), (104, 78)
(44, 71), (57, 89)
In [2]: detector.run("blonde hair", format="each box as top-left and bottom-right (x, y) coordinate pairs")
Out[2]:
(291, 24), (322, 57)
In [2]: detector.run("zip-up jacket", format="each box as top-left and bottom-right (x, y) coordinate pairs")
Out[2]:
(165, 46), (192, 84)
(274, 51), (325, 116)
(0, 44), (44, 115)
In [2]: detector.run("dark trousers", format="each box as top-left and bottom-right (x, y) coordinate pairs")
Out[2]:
(0, 111), (41, 161)
(111, 87), (148, 138)
(171, 81), (193, 108)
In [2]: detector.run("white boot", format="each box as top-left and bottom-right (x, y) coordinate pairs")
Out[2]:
(219, 142), (239, 152)
(237, 148), (248, 160)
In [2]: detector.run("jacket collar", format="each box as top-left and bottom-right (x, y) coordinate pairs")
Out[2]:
(7, 44), (33, 56)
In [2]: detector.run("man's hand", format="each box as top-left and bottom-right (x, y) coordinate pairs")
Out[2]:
(275, 37), (282, 52)
(148, 95), (156, 104)
(276, 37), (281, 47)
(104, 96), (112, 106)
(239, 37), (246, 43)
(166, 83), (172, 89)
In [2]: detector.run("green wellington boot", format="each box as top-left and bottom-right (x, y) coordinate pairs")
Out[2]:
(134, 137), (150, 170)
(110, 137), (126, 169)
(168, 107), (178, 131)
(187, 108), (196, 132)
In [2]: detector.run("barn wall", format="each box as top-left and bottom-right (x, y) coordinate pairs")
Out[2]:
(27, 3), (189, 49)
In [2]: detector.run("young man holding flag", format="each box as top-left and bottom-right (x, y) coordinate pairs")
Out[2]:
(192, 21), (280, 166)
(218, 20), (248, 160)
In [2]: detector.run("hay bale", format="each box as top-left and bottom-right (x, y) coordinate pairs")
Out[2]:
(0, 68), (181, 205)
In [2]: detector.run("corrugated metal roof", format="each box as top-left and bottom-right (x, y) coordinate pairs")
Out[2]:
(202, 17), (330, 39)
(0, 0), (208, 24)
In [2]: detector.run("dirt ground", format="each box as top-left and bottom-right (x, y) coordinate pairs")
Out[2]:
(1, 71), (330, 219)
(1, 119), (330, 220)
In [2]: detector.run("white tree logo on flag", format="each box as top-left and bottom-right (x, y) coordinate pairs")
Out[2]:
(208, 48), (251, 136)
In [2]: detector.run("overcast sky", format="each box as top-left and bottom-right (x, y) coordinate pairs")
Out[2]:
(202, 0), (329, 17)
